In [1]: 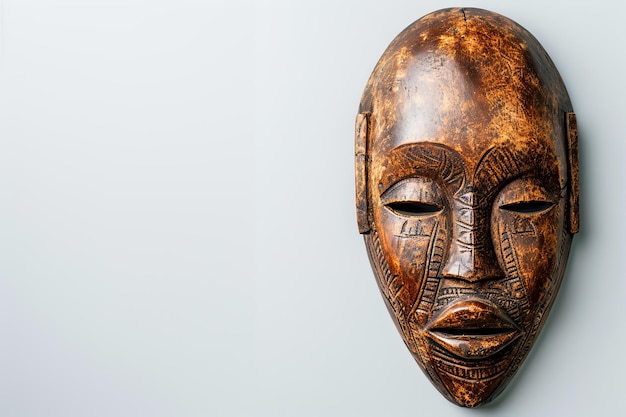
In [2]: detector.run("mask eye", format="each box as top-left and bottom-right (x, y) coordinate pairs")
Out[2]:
(380, 177), (445, 218)
(499, 201), (554, 214)
(386, 201), (442, 217)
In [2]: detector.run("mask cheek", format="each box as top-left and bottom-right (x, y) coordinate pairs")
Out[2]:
(491, 204), (563, 308)
(375, 207), (446, 319)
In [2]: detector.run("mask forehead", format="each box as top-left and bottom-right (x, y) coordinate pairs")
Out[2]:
(363, 8), (571, 185)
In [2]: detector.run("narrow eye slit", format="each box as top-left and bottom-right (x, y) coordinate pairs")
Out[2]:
(386, 201), (442, 216)
(500, 201), (554, 214)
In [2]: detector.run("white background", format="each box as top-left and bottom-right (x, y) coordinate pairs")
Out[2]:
(1, 1), (624, 416)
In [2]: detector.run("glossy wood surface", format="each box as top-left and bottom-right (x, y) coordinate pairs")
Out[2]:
(356, 8), (578, 407)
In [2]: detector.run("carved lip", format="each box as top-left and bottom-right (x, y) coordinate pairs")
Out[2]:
(425, 299), (522, 360)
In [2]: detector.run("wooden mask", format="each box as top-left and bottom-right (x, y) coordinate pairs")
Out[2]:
(355, 8), (578, 407)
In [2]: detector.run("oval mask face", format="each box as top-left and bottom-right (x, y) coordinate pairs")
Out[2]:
(355, 8), (578, 407)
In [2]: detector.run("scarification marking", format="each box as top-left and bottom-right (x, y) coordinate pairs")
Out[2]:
(497, 227), (531, 322)
(429, 342), (513, 382)
(381, 143), (467, 196)
(506, 226), (571, 376)
(416, 221), (447, 315)
(367, 232), (419, 352)
(410, 219), (440, 316)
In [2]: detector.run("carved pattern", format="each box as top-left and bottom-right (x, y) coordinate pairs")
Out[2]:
(506, 225), (571, 375)
(366, 231), (419, 353)
(381, 143), (466, 195)
(414, 220), (445, 315)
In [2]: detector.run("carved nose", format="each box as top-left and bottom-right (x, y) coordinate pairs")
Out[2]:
(442, 239), (505, 282)
(441, 196), (505, 283)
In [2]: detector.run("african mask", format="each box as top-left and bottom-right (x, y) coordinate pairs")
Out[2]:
(355, 8), (578, 407)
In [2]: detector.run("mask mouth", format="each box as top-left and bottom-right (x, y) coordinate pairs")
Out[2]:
(424, 299), (522, 360)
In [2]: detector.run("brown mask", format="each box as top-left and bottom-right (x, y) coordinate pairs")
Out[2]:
(355, 8), (579, 407)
